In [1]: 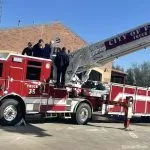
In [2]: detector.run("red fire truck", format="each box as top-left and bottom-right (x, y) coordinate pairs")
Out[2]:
(0, 22), (150, 126)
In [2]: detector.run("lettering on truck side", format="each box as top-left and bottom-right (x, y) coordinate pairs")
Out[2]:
(105, 25), (150, 50)
(26, 84), (38, 95)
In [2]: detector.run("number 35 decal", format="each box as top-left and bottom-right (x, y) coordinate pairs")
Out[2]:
(29, 89), (36, 94)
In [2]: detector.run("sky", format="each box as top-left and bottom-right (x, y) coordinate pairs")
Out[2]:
(0, 0), (150, 70)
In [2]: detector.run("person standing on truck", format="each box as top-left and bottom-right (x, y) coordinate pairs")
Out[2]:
(43, 43), (51, 59)
(42, 41), (55, 80)
(32, 39), (44, 57)
(22, 42), (33, 56)
(42, 41), (54, 59)
(54, 47), (69, 88)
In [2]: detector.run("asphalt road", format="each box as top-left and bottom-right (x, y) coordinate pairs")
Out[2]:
(0, 117), (150, 150)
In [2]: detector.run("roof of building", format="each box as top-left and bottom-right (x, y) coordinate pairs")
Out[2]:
(111, 69), (127, 75)
(0, 22), (87, 53)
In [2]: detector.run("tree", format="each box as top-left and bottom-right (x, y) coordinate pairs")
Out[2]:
(125, 62), (150, 87)
(112, 64), (124, 72)
(125, 68), (134, 85)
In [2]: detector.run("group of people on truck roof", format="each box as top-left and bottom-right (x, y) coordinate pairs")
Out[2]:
(22, 39), (70, 88)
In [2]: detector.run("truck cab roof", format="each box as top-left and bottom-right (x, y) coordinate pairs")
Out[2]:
(0, 52), (52, 62)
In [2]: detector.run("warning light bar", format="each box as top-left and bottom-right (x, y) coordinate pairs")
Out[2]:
(13, 57), (23, 63)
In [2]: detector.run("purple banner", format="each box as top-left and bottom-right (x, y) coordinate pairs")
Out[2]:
(105, 25), (150, 50)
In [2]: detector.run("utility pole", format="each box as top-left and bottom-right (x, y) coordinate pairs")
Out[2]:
(0, 0), (4, 24)
(18, 19), (21, 27)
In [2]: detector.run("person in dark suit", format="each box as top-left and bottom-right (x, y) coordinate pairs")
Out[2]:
(43, 43), (51, 59)
(54, 47), (69, 88)
(22, 42), (33, 56)
(42, 41), (55, 59)
(32, 39), (44, 57)
(42, 41), (55, 80)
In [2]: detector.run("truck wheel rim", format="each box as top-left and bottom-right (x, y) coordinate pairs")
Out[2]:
(79, 108), (88, 122)
(3, 105), (17, 122)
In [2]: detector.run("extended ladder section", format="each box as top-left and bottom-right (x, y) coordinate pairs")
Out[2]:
(66, 23), (150, 83)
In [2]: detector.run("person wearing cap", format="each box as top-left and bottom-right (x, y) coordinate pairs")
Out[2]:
(22, 42), (33, 56)
(32, 39), (44, 57)
(54, 47), (69, 88)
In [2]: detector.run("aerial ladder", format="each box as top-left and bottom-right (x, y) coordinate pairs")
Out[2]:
(66, 23), (150, 83)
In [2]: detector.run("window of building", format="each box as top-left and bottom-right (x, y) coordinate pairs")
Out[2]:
(89, 70), (102, 81)
(111, 71), (126, 84)
(26, 61), (42, 80)
(0, 63), (3, 77)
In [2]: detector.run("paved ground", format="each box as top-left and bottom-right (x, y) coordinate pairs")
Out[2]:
(0, 117), (150, 150)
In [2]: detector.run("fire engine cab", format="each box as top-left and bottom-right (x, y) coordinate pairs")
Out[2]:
(0, 53), (100, 126)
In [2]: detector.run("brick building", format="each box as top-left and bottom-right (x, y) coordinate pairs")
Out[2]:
(0, 22), (112, 82)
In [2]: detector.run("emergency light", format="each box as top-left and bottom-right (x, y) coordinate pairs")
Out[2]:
(13, 57), (23, 63)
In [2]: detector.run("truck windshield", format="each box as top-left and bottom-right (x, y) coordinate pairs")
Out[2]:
(0, 53), (9, 59)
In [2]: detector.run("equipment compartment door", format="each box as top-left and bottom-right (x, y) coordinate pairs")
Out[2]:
(146, 90), (150, 115)
(46, 88), (68, 112)
(0, 62), (5, 95)
(134, 88), (147, 114)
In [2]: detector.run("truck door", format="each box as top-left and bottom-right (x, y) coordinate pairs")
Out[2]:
(22, 60), (47, 113)
(7, 66), (23, 94)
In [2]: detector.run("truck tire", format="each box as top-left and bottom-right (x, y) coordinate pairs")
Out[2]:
(73, 103), (92, 125)
(0, 99), (23, 126)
